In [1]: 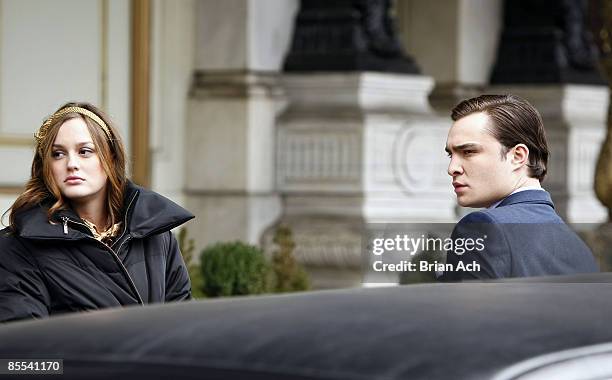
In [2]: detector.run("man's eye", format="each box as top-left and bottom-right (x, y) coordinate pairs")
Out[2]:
(463, 150), (475, 155)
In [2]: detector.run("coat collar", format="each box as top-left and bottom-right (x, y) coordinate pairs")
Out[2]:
(14, 181), (194, 241)
(495, 189), (555, 209)
(13, 203), (72, 240)
(123, 182), (194, 239)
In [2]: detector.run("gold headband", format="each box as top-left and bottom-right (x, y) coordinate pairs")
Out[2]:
(34, 106), (112, 153)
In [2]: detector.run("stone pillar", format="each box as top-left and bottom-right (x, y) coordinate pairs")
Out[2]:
(185, 0), (298, 251)
(396, 0), (503, 111)
(395, 0), (503, 220)
(273, 73), (455, 288)
(397, 0), (609, 225)
(270, 0), (454, 288)
(150, 0), (195, 206)
(486, 0), (607, 223)
(484, 85), (608, 224)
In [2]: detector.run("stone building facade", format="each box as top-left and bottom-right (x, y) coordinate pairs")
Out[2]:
(0, 0), (607, 288)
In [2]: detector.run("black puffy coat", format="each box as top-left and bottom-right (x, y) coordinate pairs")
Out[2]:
(0, 182), (194, 322)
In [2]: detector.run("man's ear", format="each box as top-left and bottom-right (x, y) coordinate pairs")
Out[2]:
(510, 144), (530, 169)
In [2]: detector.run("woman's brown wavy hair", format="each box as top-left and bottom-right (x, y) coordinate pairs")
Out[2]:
(6, 102), (127, 231)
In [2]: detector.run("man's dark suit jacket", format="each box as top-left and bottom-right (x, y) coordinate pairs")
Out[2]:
(438, 190), (599, 281)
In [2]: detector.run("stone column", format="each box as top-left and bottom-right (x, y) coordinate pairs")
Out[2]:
(185, 0), (298, 251)
(485, 85), (608, 224)
(150, 0), (195, 205)
(396, 0), (504, 111)
(273, 73), (455, 288)
(395, 0), (504, 225)
(486, 0), (607, 223)
(269, 0), (454, 288)
(397, 0), (609, 224)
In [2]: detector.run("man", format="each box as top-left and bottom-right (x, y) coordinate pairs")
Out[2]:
(438, 94), (598, 281)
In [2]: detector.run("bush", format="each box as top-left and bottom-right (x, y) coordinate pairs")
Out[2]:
(271, 225), (309, 292)
(200, 241), (271, 297)
(176, 228), (205, 299)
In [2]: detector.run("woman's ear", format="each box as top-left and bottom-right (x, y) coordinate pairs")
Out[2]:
(511, 143), (530, 169)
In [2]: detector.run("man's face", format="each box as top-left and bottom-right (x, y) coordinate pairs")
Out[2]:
(445, 112), (516, 208)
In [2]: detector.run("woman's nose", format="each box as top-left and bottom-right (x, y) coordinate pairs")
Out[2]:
(66, 154), (79, 170)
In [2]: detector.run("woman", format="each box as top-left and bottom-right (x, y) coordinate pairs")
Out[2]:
(0, 102), (194, 322)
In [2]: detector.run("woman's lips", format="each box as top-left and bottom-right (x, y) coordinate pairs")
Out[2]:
(65, 177), (84, 185)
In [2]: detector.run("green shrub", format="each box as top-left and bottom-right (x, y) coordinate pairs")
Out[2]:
(271, 225), (309, 292)
(200, 241), (271, 297)
(177, 228), (205, 299)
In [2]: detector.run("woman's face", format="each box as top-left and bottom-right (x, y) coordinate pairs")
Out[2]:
(50, 118), (108, 206)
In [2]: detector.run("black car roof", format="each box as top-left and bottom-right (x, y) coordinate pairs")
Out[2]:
(1, 273), (612, 380)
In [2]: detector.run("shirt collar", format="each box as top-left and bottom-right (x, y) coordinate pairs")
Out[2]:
(488, 185), (545, 209)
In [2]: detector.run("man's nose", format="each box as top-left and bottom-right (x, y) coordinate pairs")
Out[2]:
(447, 156), (463, 176)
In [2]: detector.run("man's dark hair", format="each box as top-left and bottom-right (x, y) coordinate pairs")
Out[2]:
(451, 94), (549, 182)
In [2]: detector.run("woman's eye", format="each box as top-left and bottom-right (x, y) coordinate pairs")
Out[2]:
(463, 150), (475, 155)
(446, 152), (452, 158)
(79, 149), (94, 156)
(51, 151), (65, 159)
